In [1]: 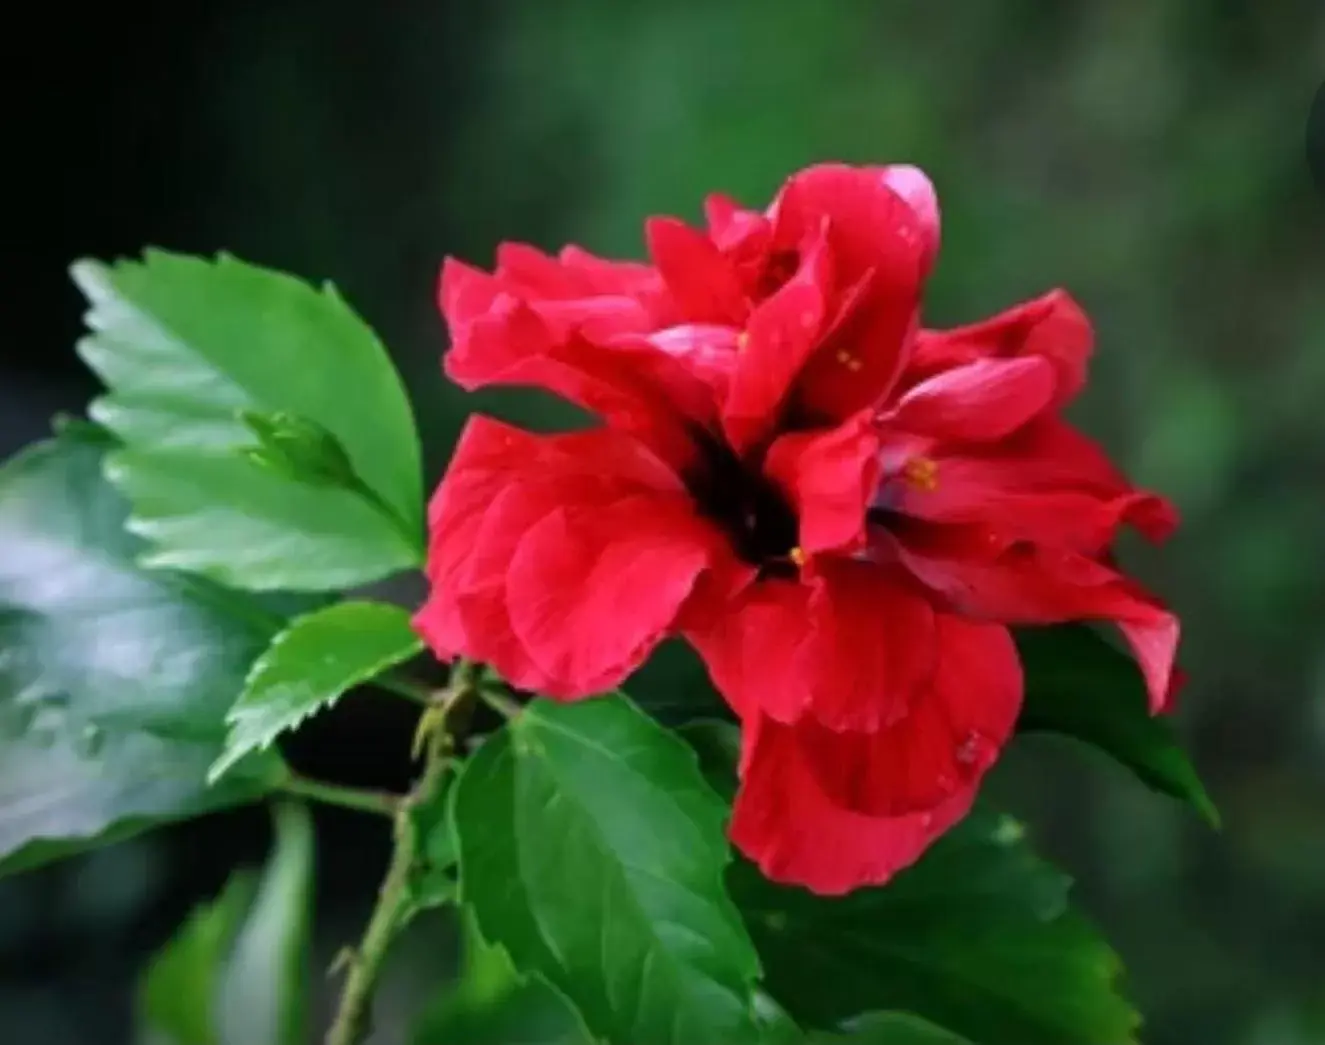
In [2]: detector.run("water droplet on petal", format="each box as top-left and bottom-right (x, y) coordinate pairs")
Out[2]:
(956, 730), (988, 768)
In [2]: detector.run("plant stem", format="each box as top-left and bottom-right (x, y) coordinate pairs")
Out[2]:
(324, 661), (477, 1045)
(281, 775), (399, 818)
(372, 672), (433, 706)
(478, 685), (524, 720)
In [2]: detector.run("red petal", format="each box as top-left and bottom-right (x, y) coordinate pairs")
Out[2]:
(889, 530), (1179, 711)
(771, 164), (931, 284)
(880, 164), (941, 273)
(766, 166), (932, 424)
(730, 712), (977, 895)
(415, 417), (708, 697)
(557, 244), (662, 300)
(646, 216), (748, 326)
(910, 290), (1092, 408)
(886, 356), (1057, 443)
(722, 230), (833, 452)
(505, 496), (715, 695)
(877, 417), (1178, 554)
(764, 409), (881, 554)
(685, 560), (935, 730)
(445, 299), (717, 471)
(682, 578), (816, 721)
(798, 618), (1021, 817)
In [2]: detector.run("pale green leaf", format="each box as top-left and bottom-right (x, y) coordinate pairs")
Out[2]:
(210, 600), (423, 783)
(72, 250), (423, 591)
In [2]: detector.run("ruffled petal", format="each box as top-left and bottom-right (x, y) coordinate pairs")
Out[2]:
(764, 409), (881, 554)
(909, 290), (1092, 408)
(685, 560), (935, 730)
(730, 712), (977, 895)
(722, 229), (833, 452)
(885, 356), (1057, 444)
(795, 617), (1021, 817)
(444, 297), (718, 471)
(415, 417), (714, 698)
(887, 528), (1178, 711)
(505, 495), (716, 695)
(646, 216), (748, 326)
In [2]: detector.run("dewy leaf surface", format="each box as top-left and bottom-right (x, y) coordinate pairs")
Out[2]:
(0, 432), (294, 875)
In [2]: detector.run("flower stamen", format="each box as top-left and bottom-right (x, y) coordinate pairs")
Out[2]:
(834, 349), (863, 373)
(788, 546), (807, 567)
(902, 456), (939, 492)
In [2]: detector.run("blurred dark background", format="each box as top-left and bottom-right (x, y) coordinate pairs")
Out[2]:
(1, 3), (1323, 1043)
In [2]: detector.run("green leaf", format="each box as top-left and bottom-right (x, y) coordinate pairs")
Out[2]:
(1016, 624), (1219, 827)
(239, 409), (359, 489)
(139, 871), (258, 1045)
(210, 600), (424, 783)
(412, 911), (589, 1045)
(217, 802), (316, 1045)
(450, 693), (763, 1045)
(403, 776), (460, 921)
(0, 433), (294, 876)
(137, 804), (315, 1045)
(734, 802), (1139, 1045)
(72, 249), (423, 591)
(820, 1013), (973, 1045)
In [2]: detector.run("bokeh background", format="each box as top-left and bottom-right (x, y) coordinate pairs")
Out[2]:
(2, 3), (1323, 1043)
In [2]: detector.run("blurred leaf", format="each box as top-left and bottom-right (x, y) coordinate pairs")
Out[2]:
(71, 249), (423, 591)
(0, 433), (291, 877)
(412, 910), (588, 1045)
(210, 600), (423, 783)
(139, 872), (258, 1045)
(818, 1012), (972, 1045)
(733, 804), (1138, 1045)
(217, 802), (316, 1045)
(1016, 624), (1219, 827)
(137, 804), (315, 1045)
(450, 693), (763, 1045)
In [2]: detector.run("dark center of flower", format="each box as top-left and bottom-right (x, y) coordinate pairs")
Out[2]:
(687, 437), (799, 577)
(752, 248), (800, 302)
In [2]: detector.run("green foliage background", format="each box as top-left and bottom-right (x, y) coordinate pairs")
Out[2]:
(1, 3), (1322, 1044)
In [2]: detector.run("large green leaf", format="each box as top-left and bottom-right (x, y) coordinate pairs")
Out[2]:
(734, 802), (1139, 1045)
(1015, 624), (1218, 826)
(137, 803), (315, 1045)
(450, 694), (763, 1045)
(72, 249), (423, 591)
(412, 911), (589, 1045)
(210, 599), (423, 783)
(821, 1013), (973, 1045)
(0, 433), (292, 876)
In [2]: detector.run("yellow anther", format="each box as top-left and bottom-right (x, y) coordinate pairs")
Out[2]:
(835, 348), (863, 372)
(736, 331), (749, 351)
(788, 546), (807, 567)
(902, 456), (939, 492)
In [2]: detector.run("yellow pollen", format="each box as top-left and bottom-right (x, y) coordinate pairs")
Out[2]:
(736, 331), (749, 351)
(788, 546), (807, 567)
(902, 456), (939, 492)
(835, 348), (862, 372)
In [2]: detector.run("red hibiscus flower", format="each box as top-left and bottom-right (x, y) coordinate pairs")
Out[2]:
(415, 163), (1180, 895)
